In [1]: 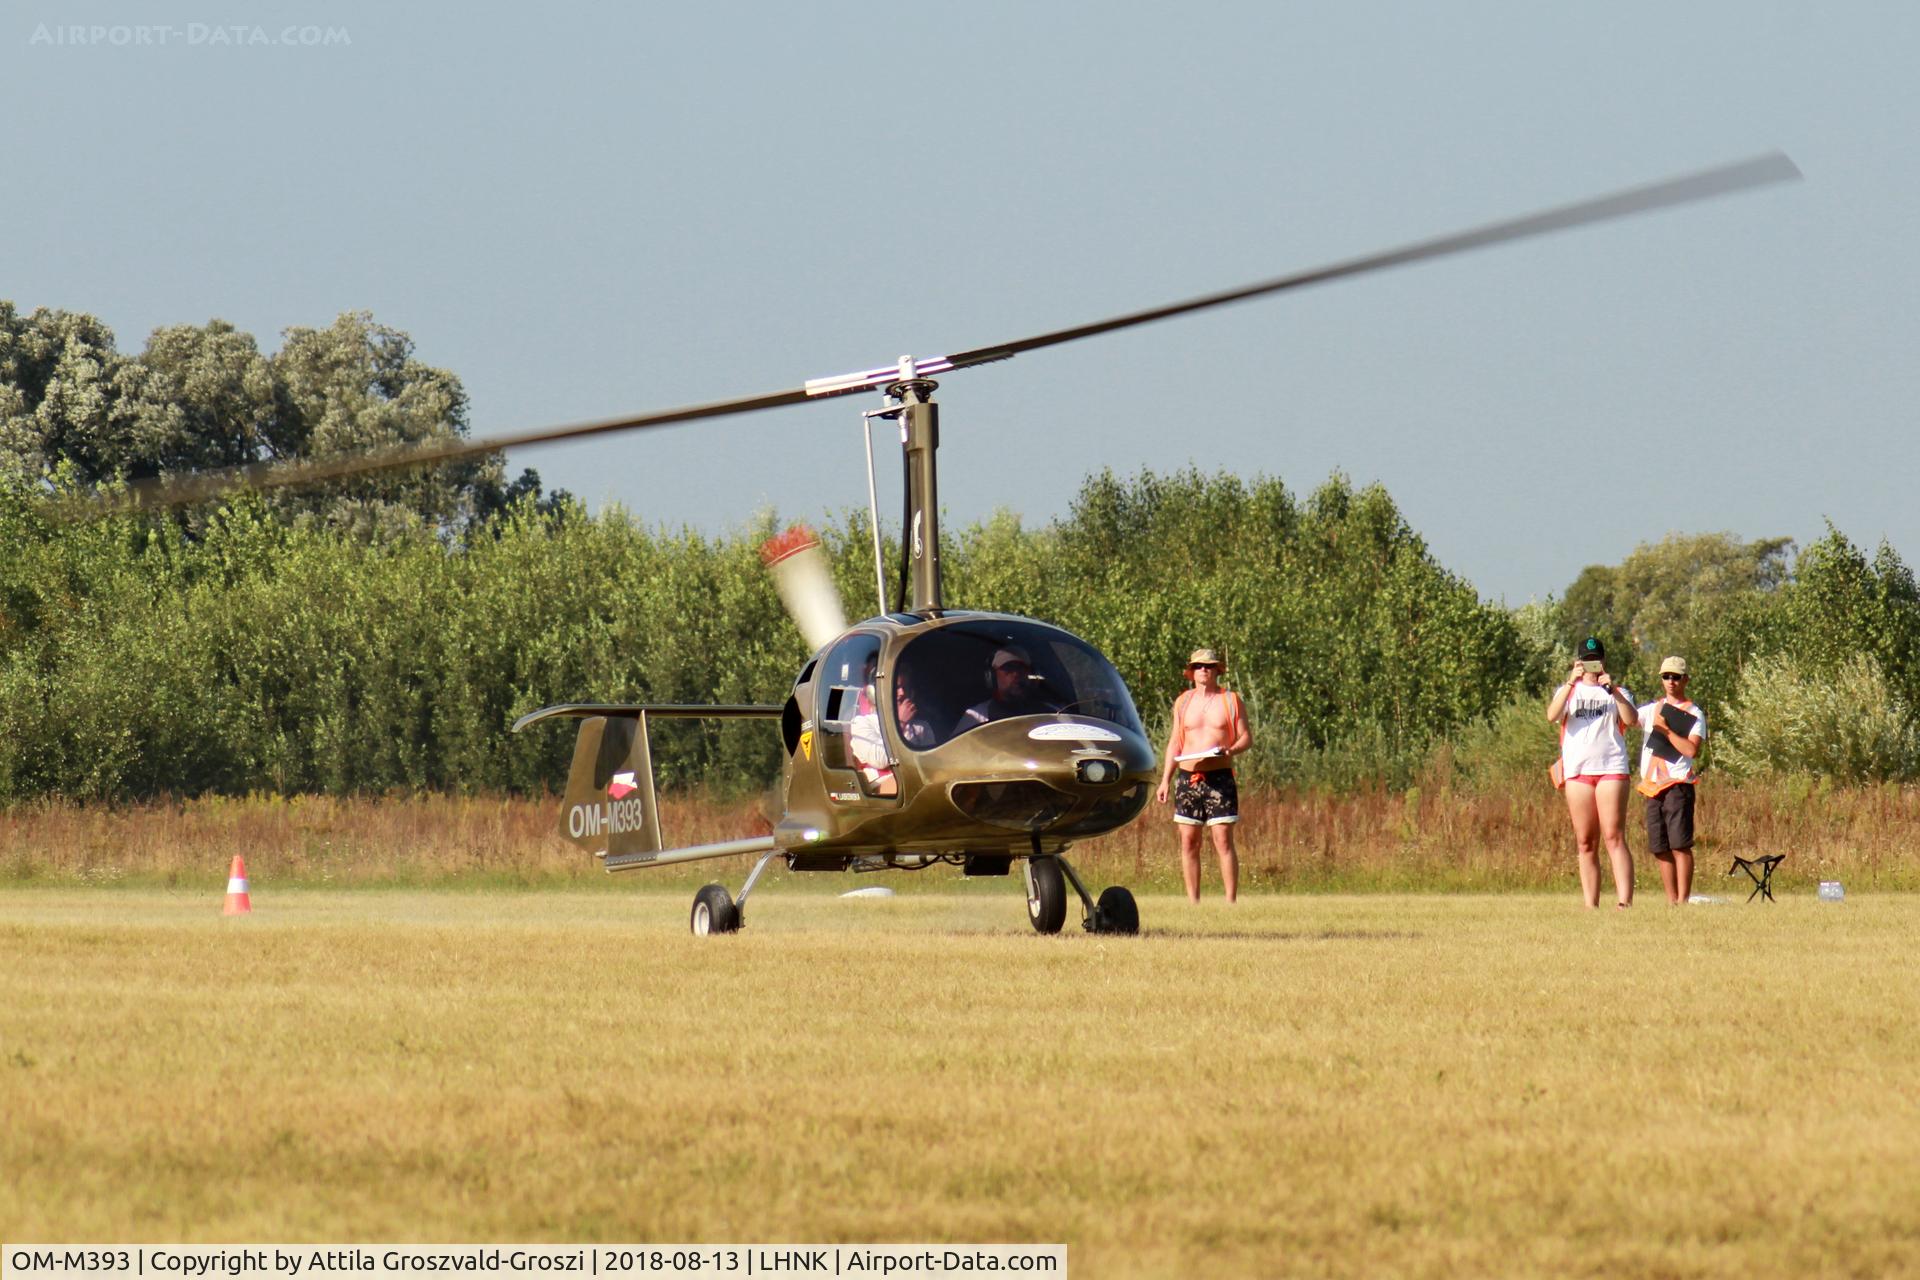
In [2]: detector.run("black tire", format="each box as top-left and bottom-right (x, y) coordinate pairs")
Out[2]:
(1026, 857), (1067, 934)
(691, 883), (739, 936)
(1093, 885), (1139, 935)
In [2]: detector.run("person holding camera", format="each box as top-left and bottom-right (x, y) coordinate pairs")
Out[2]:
(1546, 636), (1639, 908)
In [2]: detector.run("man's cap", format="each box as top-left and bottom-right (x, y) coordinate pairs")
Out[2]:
(1185, 647), (1226, 671)
(1580, 636), (1605, 660)
(991, 646), (1033, 670)
(1659, 656), (1689, 676)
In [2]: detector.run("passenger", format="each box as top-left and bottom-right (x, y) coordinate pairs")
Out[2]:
(952, 645), (1059, 735)
(893, 666), (937, 750)
(847, 656), (898, 796)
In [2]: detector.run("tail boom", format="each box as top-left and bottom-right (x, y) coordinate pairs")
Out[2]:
(514, 702), (781, 863)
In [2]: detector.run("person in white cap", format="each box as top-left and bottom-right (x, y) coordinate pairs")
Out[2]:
(1637, 656), (1707, 904)
(953, 644), (1059, 736)
(1156, 648), (1252, 902)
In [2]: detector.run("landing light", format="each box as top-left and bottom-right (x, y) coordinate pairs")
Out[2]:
(1076, 758), (1120, 785)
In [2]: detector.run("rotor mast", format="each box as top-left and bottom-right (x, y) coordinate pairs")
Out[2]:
(887, 362), (943, 613)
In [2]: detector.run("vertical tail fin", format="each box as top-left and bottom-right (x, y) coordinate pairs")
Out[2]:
(513, 702), (783, 864)
(558, 713), (664, 858)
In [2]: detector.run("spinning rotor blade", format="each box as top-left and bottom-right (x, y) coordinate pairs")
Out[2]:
(66, 152), (1797, 519)
(760, 524), (848, 651)
(938, 152), (1801, 371)
(81, 385), (817, 517)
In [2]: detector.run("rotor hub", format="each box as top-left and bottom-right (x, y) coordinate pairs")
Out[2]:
(885, 377), (939, 403)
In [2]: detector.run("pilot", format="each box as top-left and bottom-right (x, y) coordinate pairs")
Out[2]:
(953, 645), (1058, 735)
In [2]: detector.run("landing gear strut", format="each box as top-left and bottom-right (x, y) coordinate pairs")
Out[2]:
(1025, 843), (1139, 936)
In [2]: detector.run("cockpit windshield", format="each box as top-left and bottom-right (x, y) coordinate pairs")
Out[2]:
(892, 619), (1143, 749)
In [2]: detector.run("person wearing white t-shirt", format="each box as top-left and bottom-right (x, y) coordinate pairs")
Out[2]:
(1546, 636), (1639, 909)
(1637, 656), (1707, 905)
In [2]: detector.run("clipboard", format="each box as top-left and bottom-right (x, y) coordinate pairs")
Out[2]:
(1648, 703), (1697, 762)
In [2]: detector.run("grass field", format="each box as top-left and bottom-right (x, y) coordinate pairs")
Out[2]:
(4, 888), (1916, 1278)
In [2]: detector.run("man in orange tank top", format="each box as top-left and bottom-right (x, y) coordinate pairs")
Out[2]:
(1156, 648), (1253, 902)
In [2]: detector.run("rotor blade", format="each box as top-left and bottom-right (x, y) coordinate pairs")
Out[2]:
(76, 383), (818, 516)
(64, 151), (1797, 519)
(939, 152), (1800, 370)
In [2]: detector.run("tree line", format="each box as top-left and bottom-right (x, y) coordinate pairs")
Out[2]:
(0, 464), (1536, 798)
(1, 303), (1914, 799)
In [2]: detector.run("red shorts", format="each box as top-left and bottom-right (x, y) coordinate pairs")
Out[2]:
(1566, 772), (1629, 786)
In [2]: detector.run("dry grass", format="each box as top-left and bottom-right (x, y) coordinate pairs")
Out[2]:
(1089, 778), (1920, 892)
(4, 781), (1916, 894)
(2, 890), (1916, 1278)
(0, 793), (755, 889)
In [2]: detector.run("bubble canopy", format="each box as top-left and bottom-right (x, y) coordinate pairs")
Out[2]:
(891, 619), (1145, 749)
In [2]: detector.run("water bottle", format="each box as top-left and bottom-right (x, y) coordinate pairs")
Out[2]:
(1818, 880), (1845, 902)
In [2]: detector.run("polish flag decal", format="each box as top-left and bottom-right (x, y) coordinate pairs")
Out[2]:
(608, 771), (638, 799)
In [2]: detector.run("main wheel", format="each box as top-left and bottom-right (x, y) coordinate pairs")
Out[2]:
(691, 883), (739, 935)
(1026, 857), (1067, 934)
(1092, 885), (1139, 935)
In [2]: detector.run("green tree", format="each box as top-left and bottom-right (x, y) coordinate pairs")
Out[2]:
(109, 320), (284, 477)
(1559, 531), (1792, 698)
(0, 305), (128, 485)
(1717, 654), (1920, 783)
(1681, 524), (1920, 758)
(265, 312), (508, 538)
(1006, 468), (1530, 781)
(1779, 525), (1920, 696)
(0, 304), (550, 538)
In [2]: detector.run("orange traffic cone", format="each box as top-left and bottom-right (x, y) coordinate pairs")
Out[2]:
(223, 855), (252, 916)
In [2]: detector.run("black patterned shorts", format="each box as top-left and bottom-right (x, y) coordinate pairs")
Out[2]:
(1174, 769), (1240, 826)
(1644, 783), (1696, 854)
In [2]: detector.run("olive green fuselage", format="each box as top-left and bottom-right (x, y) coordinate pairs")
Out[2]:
(774, 610), (1154, 861)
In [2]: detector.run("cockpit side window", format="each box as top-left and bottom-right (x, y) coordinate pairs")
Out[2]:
(814, 632), (898, 797)
(816, 634), (883, 726)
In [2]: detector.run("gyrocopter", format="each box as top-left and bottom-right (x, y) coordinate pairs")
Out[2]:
(87, 153), (1798, 935)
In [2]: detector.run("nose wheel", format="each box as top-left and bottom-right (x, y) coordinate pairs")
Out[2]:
(1025, 851), (1139, 936)
(1026, 856), (1068, 932)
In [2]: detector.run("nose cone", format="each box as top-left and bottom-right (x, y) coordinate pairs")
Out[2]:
(937, 714), (1154, 777)
(936, 715), (1154, 836)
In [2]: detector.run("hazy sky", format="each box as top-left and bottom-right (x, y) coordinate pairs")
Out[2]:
(6, 2), (1914, 604)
